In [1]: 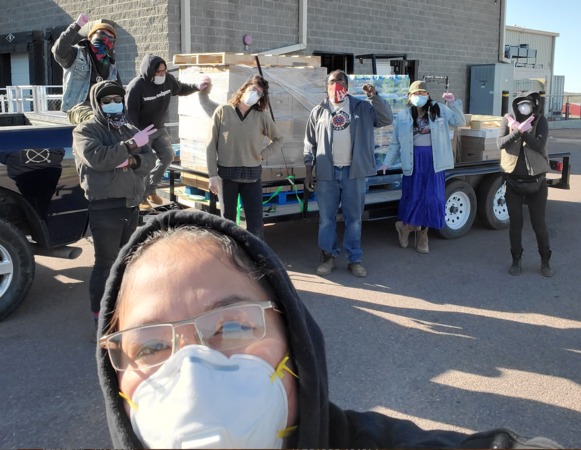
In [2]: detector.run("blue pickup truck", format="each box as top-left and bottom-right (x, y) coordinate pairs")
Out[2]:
(0, 113), (88, 321)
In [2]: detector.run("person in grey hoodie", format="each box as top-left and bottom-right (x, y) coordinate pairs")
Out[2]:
(97, 209), (561, 449)
(72, 80), (156, 326)
(125, 54), (210, 208)
(497, 91), (553, 277)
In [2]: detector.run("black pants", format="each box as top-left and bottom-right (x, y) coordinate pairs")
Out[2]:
(88, 206), (138, 313)
(222, 178), (264, 240)
(505, 177), (550, 255)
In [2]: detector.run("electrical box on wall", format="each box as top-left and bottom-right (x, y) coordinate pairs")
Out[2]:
(469, 63), (514, 115)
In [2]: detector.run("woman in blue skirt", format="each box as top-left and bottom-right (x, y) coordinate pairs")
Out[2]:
(380, 81), (465, 253)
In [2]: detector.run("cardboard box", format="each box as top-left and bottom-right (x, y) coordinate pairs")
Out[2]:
(469, 115), (503, 130)
(458, 127), (500, 162)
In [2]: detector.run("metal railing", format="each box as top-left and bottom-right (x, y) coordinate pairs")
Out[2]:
(0, 85), (63, 114)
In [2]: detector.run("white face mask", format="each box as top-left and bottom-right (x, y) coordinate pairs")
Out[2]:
(410, 94), (428, 108)
(517, 102), (533, 115)
(128, 345), (289, 449)
(241, 88), (260, 107)
(154, 75), (166, 85)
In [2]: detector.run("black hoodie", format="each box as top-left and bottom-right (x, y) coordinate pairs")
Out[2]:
(497, 91), (550, 177)
(125, 54), (199, 129)
(97, 210), (560, 448)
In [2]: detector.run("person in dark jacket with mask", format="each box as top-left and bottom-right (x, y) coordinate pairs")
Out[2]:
(96, 209), (560, 449)
(52, 13), (122, 124)
(497, 91), (553, 277)
(125, 54), (210, 208)
(73, 80), (156, 328)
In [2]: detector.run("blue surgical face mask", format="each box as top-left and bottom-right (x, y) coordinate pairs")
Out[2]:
(410, 95), (428, 108)
(102, 102), (124, 114)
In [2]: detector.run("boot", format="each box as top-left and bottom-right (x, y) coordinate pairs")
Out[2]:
(540, 249), (554, 277)
(316, 251), (335, 276)
(395, 221), (410, 248)
(416, 227), (429, 254)
(509, 249), (523, 275)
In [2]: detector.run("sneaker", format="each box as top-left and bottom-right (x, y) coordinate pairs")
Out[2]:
(348, 262), (367, 278)
(316, 252), (335, 276)
(147, 193), (164, 205)
(139, 200), (153, 211)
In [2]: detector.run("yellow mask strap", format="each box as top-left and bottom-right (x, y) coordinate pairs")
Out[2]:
(277, 425), (298, 439)
(119, 391), (138, 411)
(270, 355), (298, 383)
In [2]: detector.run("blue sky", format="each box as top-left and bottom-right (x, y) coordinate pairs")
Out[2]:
(506, 0), (581, 92)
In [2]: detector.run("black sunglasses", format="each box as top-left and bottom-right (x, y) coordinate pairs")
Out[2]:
(96, 30), (116, 43)
(100, 96), (123, 104)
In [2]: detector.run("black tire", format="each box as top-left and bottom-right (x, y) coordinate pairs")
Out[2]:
(0, 218), (35, 321)
(437, 180), (477, 239)
(477, 175), (510, 230)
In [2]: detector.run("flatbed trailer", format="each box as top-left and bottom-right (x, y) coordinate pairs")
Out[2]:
(166, 151), (570, 239)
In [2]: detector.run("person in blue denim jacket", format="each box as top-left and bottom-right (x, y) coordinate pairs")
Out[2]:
(380, 80), (465, 254)
(52, 13), (122, 124)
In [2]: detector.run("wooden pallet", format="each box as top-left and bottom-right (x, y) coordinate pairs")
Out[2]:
(173, 52), (321, 68)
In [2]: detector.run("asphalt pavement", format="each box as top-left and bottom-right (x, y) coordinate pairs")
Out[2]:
(0, 131), (579, 448)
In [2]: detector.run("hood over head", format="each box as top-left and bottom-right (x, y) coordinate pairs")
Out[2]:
(139, 54), (166, 82)
(89, 80), (125, 123)
(512, 90), (543, 123)
(96, 209), (330, 448)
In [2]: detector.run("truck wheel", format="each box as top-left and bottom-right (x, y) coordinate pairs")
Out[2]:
(477, 175), (510, 230)
(0, 219), (35, 321)
(438, 180), (477, 239)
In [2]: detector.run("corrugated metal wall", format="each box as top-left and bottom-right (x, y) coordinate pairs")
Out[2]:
(505, 27), (556, 70)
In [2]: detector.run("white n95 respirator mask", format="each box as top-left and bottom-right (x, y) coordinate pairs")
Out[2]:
(127, 345), (291, 449)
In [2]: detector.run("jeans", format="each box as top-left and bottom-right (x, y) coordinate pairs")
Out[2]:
(147, 127), (174, 194)
(505, 177), (550, 254)
(222, 178), (264, 240)
(316, 166), (366, 263)
(88, 206), (138, 313)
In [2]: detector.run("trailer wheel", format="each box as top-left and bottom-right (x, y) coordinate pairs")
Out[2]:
(477, 175), (510, 229)
(0, 218), (35, 321)
(438, 180), (477, 239)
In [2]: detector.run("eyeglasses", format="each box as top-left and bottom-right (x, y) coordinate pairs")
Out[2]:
(327, 79), (346, 86)
(99, 301), (278, 372)
(100, 96), (123, 104)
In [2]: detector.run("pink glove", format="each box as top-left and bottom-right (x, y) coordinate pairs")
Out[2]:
(198, 75), (211, 91)
(518, 115), (534, 133)
(133, 124), (157, 147)
(208, 176), (221, 195)
(442, 92), (455, 103)
(504, 114), (519, 131)
(116, 159), (129, 169)
(75, 13), (90, 28)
